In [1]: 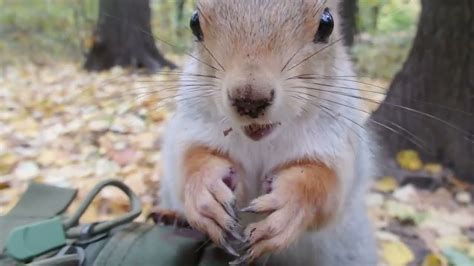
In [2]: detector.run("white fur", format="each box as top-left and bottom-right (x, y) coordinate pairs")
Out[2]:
(160, 0), (377, 265)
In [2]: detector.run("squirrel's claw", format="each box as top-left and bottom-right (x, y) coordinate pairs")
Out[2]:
(229, 250), (253, 265)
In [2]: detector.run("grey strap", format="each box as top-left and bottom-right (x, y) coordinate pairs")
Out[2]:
(63, 180), (142, 238)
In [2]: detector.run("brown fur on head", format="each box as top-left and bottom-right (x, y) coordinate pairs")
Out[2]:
(189, 0), (349, 136)
(199, 0), (322, 59)
(194, 0), (342, 65)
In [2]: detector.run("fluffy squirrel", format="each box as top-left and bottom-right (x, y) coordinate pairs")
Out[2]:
(160, 0), (378, 265)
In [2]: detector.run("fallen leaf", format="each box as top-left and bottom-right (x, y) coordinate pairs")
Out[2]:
(13, 161), (40, 180)
(37, 149), (58, 166)
(374, 176), (399, 193)
(385, 200), (426, 225)
(421, 253), (446, 266)
(0, 181), (10, 190)
(447, 175), (474, 191)
(436, 235), (473, 253)
(397, 150), (423, 171)
(424, 163), (443, 175)
(149, 109), (168, 122)
(382, 240), (415, 266)
(422, 217), (463, 238)
(88, 119), (110, 132)
(0, 153), (18, 174)
(108, 148), (141, 167)
(366, 192), (385, 207)
(393, 185), (419, 203)
(454, 191), (471, 205)
(443, 248), (474, 266)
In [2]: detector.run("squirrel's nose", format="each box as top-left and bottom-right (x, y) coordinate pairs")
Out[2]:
(229, 85), (275, 119)
(232, 97), (272, 119)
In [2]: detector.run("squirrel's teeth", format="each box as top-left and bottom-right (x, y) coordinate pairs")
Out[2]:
(242, 123), (278, 141)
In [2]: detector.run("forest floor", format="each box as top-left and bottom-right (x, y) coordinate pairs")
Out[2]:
(1, 62), (473, 266)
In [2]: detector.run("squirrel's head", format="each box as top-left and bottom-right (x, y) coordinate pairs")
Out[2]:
(185, 0), (350, 141)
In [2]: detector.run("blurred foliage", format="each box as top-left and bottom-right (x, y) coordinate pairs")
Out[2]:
(353, 0), (421, 79)
(0, 0), (96, 64)
(358, 0), (420, 33)
(0, 0), (420, 80)
(0, 0), (194, 65)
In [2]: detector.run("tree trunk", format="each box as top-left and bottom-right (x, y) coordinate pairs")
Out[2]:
(340, 0), (358, 47)
(370, 5), (380, 31)
(176, 0), (186, 25)
(84, 0), (176, 72)
(372, 0), (473, 182)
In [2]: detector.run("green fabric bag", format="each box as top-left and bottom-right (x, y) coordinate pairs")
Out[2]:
(0, 180), (234, 266)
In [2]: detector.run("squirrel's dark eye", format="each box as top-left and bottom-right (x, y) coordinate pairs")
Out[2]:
(190, 11), (204, 42)
(315, 8), (334, 43)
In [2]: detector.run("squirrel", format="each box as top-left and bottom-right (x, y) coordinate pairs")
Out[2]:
(159, 0), (378, 265)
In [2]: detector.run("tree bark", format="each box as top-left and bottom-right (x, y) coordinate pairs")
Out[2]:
(176, 0), (186, 25)
(340, 0), (358, 47)
(372, 0), (473, 182)
(84, 0), (176, 72)
(370, 5), (380, 31)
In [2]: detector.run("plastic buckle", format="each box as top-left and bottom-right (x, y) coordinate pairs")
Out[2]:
(54, 245), (85, 265)
(5, 217), (67, 262)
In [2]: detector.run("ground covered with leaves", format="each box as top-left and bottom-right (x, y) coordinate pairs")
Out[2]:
(1, 63), (473, 266)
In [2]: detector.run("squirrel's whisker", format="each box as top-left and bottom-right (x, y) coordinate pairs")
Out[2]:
(290, 95), (366, 142)
(290, 85), (473, 141)
(289, 90), (430, 152)
(289, 77), (472, 115)
(287, 37), (344, 72)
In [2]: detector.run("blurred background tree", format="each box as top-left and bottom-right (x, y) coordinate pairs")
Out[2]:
(341, 0), (358, 46)
(351, 0), (420, 79)
(0, 0), (419, 79)
(84, 0), (176, 72)
(372, 0), (473, 182)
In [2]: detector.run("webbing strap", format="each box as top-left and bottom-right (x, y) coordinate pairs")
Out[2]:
(199, 246), (234, 266)
(29, 254), (80, 266)
(93, 224), (207, 266)
(93, 223), (146, 266)
(0, 183), (77, 252)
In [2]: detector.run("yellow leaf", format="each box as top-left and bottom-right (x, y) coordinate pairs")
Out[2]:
(424, 163), (443, 174)
(11, 117), (39, 138)
(83, 36), (95, 50)
(468, 244), (474, 259)
(382, 241), (415, 266)
(0, 182), (10, 190)
(374, 176), (399, 192)
(436, 235), (473, 253)
(149, 109), (169, 122)
(0, 153), (18, 174)
(37, 149), (59, 166)
(397, 150), (423, 171)
(422, 253), (446, 266)
(1, 191), (20, 214)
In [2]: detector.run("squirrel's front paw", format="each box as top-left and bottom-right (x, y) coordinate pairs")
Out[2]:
(232, 163), (339, 264)
(182, 148), (244, 256)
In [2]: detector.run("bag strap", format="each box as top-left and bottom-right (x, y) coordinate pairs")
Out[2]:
(4, 180), (142, 262)
(29, 245), (85, 266)
(63, 180), (142, 239)
(0, 183), (77, 252)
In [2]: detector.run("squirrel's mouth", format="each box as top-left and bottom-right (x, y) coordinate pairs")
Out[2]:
(243, 123), (279, 141)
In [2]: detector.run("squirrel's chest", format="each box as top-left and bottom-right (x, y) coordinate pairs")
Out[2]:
(223, 134), (299, 194)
